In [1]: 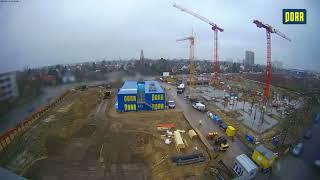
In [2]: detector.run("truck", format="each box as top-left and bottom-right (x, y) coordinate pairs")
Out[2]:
(192, 102), (206, 112)
(177, 83), (185, 94)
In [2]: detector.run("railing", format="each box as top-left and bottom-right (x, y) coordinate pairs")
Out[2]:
(0, 90), (70, 153)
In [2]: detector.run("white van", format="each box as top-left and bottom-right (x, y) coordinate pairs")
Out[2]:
(192, 102), (206, 112)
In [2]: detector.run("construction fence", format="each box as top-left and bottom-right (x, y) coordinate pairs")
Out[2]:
(0, 90), (70, 153)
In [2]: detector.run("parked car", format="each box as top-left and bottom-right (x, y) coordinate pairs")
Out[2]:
(192, 102), (206, 112)
(167, 100), (176, 109)
(303, 129), (312, 139)
(315, 158), (320, 168)
(292, 143), (304, 156)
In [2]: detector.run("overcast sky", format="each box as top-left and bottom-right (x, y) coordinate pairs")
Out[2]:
(0, 0), (319, 73)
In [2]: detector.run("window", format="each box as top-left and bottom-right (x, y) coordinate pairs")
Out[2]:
(237, 167), (243, 176)
(233, 162), (238, 169)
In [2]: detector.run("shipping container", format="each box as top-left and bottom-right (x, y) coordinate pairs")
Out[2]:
(233, 154), (258, 179)
(252, 145), (276, 171)
(226, 126), (236, 137)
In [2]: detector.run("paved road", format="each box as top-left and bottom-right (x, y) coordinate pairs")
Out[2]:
(271, 121), (320, 180)
(161, 83), (250, 168)
(162, 83), (320, 179)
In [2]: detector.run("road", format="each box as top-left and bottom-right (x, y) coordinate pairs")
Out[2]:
(163, 82), (320, 179)
(161, 83), (250, 168)
(271, 120), (320, 179)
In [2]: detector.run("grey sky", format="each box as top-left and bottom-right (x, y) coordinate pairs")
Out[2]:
(0, 0), (319, 73)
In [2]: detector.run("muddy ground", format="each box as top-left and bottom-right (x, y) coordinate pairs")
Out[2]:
(1, 87), (209, 180)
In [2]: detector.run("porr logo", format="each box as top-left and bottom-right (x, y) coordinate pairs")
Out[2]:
(283, 9), (306, 24)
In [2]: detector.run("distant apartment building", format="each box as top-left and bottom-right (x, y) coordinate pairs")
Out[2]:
(245, 51), (255, 70)
(0, 72), (19, 101)
(272, 60), (283, 69)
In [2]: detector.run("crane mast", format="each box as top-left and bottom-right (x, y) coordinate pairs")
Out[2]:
(173, 3), (223, 85)
(253, 20), (291, 100)
(177, 33), (195, 88)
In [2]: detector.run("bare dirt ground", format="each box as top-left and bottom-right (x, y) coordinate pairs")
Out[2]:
(100, 103), (209, 180)
(0, 87), (102, 179)
(1, 87), (210, 180)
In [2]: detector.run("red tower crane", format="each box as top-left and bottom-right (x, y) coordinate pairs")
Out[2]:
(173, 3), (223, 84)
(253, 20), (291, 100)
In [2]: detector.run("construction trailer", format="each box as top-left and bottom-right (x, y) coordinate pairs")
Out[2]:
(252, 145), (276, 172)
(116, 80), (165, 112)
(233, 154), (258, 179)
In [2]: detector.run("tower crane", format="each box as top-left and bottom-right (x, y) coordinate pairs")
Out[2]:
(253, 20), (291, 101)
(176, 31), (195, 88)
(173, 3), (223, 85)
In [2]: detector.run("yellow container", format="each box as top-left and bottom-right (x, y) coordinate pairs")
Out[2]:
(226, 126), (235, 137)
(252, 145), (276, 169)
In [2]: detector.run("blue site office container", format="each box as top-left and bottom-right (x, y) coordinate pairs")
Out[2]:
(116, 80), (165, 112)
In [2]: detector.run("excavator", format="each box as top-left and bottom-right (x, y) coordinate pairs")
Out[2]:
(206, 132), (229, 151)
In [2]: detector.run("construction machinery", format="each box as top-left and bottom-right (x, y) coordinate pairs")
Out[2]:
(206, 132), (229, 151)
(253, 20), (291, 101)
(176, 31), (195, 89)
(173, 3), (223, 85)
(103, 91), (111, 99)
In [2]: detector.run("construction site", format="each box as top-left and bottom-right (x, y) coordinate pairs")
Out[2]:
(0, 84), (232, 179)
(0, 2), (319, 180)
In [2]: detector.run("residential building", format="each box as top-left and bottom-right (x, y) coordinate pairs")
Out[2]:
(0, 72), (19, 101)
(245, 51), (255, 70)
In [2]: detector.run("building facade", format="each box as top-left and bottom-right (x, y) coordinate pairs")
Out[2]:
(245, 51), (255, 69)
(0, 72), (19, 101)
(116, 80), (165, 112)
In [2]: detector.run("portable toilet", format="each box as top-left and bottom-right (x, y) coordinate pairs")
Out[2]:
(252, 145), (276, 171)
(233, 154), (258, 179)
(226, 126), (236, 137)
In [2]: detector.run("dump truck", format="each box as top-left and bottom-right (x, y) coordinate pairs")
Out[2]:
(206, 132), (229, 151)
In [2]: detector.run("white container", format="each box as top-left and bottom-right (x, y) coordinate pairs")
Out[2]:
(233, 154), (258, 179)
